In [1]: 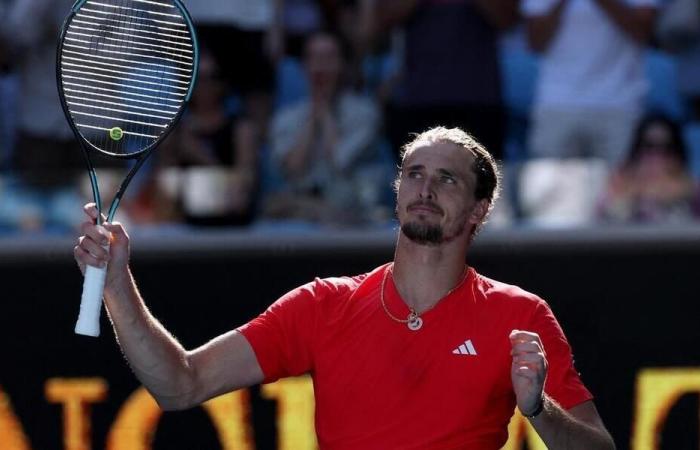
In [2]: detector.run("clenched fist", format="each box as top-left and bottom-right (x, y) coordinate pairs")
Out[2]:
(510, 330), (548, 417)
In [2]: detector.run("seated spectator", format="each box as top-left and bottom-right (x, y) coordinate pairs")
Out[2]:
(0, 0), (87, 233)
(153, 50), (259, 227)
(597, 114), (700, 223)
(263, 31), (390, 226)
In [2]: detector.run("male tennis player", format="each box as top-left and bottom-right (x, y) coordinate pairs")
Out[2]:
(75, 126), (615, 449)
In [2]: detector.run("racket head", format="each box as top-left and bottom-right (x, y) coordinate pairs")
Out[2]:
(56, 0), (199, 159)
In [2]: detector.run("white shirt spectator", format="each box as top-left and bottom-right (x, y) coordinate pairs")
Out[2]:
(522, 0), (658, 113)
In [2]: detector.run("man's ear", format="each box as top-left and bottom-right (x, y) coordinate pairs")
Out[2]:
(469, 199), (491, 226)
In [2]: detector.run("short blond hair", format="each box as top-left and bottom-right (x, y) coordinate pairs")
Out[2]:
(398, 126), (500, 203)
(395, 127), (501, 239)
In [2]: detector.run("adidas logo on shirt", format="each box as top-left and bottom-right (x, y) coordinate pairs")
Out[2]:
(452, 339), (477, 356)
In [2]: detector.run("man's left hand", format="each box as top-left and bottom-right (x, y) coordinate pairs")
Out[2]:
(510, 330), (548, 416)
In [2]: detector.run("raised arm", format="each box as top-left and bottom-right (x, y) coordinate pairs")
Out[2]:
(74, 204), (264, 410)
(510, 330), (615, 449)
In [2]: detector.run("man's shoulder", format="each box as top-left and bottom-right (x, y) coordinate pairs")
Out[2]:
(268, 267), (383, 319)
(269, 265), (383, 320)
(473, 270), (546, 309)
(470, 271), (558, 329)
(312, 264), (386, 298)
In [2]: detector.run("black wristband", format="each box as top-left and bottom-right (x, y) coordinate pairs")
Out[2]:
(522, 396), (545, 419)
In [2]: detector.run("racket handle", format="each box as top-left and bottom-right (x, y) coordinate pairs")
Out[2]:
(75, 264), (108, 337)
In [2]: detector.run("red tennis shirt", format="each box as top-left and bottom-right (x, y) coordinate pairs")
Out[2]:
(238, 263), (592, 449)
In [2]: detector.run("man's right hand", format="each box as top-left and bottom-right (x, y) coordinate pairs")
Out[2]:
(73, 203), (131, 290)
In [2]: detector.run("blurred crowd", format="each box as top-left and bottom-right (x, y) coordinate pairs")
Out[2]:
(1, 0), (700, 234)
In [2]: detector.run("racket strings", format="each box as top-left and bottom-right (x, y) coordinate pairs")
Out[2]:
(119, 0), (145, 153)
(125, 0), (144, 152)
(60, 0), (195, 157)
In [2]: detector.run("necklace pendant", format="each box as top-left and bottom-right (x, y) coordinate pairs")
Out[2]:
(407, 312), (423, 331)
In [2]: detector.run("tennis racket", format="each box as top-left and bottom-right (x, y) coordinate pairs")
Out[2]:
(57, 0), (199, 336)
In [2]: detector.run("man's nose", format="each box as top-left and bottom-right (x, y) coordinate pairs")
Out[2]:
(419, 177), (435, 199)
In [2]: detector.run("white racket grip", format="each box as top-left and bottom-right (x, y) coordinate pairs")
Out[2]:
(76, 263), (108, 337)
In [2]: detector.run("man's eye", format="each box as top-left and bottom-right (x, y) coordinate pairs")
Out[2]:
(407, 171), (422, 179)
(442, 176), (456, 184)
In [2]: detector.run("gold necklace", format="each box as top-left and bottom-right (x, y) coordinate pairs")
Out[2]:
(380, 264), (468, 331)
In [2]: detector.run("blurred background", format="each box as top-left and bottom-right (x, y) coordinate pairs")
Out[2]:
(2, 0), (700, 234)
(1, 0), (700, 449)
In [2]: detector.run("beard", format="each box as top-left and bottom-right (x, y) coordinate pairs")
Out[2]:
(401, 221), (444, 245)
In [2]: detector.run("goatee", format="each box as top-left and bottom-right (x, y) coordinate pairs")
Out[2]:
(402, 221), (444, 245)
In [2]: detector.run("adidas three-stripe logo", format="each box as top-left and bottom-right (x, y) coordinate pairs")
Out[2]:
(452, 339), (477, 356)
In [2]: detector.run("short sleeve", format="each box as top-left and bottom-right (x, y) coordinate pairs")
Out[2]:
(237, 279), (324, 383)
(530, 300), (594, 410)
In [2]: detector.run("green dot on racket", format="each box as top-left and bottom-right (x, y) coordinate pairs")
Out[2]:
(109, 127), (124, 141)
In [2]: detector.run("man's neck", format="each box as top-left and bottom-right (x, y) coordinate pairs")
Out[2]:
(392, 234), (469, 314)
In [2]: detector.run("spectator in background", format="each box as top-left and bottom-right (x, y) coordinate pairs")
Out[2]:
(656, 0), (700, 179)
(522, 0), (658, 166)
(331, 0), (377, 90)
(0, 0), (85, 232)
(153, 50), (259, 227)
(273, 1), (385, 108)
(655, 0), (700, 123)
(674, 37), (700, 125)
(377, 0), (519, 161)
(186, 0), (276, 142)
(263, 31), (388, 226)
(273, 0), (326, 59)
(597, 114), (699, 223)
(0, 0), (15, 168)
